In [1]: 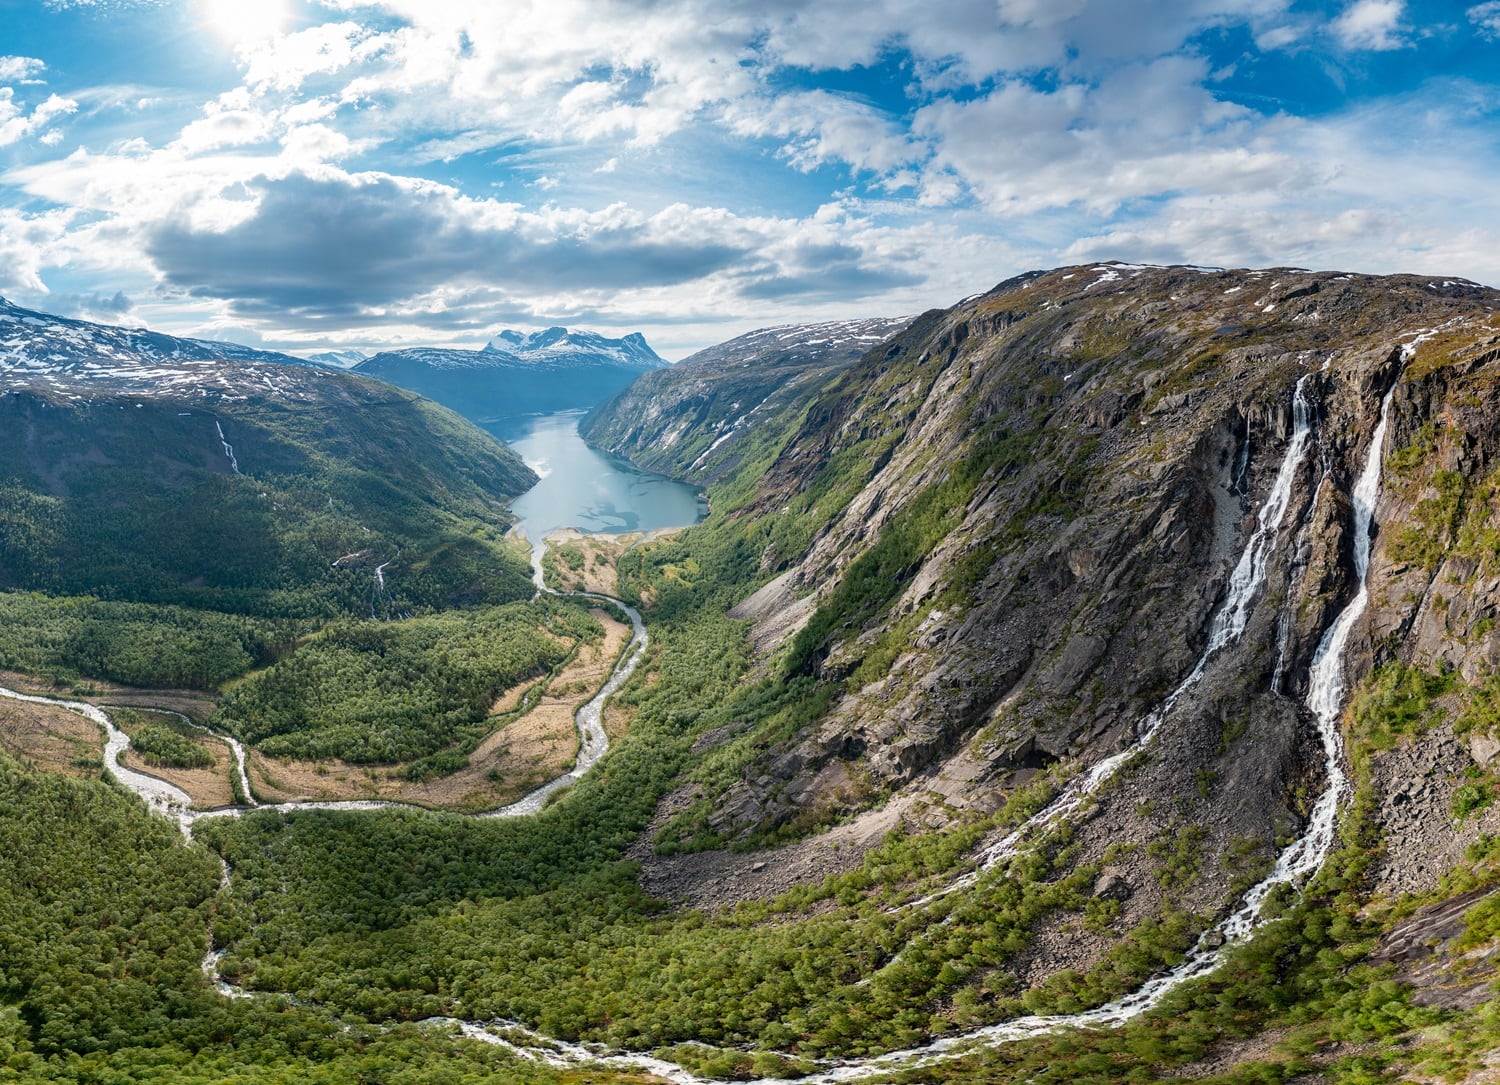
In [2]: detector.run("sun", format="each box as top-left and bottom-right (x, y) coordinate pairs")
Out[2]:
(200, 0), (291, 48)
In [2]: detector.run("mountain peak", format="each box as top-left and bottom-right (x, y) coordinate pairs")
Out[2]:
(483, 325), (665, 368)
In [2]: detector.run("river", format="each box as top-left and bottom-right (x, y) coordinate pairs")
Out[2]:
(491, 410), (706, 541)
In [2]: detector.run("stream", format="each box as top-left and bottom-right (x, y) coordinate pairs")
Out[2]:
(0, 362), (1410, 1083)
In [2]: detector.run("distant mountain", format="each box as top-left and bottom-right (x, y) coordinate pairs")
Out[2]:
(0, 296), (536, 616)
(355, 326), (666, 430)
(304, 349), (368, 369)
(0, 296), (315, 397)
(582, 316), (914, 484)
(486, 326), (663, 368)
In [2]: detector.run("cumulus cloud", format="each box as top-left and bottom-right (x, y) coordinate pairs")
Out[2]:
(6, 0), (1500, 353)
(0, 206), (75, 294)
(912, 56), (1297, 215)
(0, 90), (77, 147)
(1331, 0), (1408, 50)
(136, 170), (889, 320)
(46, 289), (135, 320)
(0, 56), (48, 84)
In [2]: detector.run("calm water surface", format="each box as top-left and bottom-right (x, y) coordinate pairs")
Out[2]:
(492, 411), (706, 540)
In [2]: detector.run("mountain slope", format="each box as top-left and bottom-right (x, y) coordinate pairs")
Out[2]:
(0, 296), (313, 391)
(185, 262), (1500, 1082)
(0, 301), (537, 618)
(15, 266), (1500, 1085)
(582, 316), (913, 486)
(356, 325), (667, 429)
(611, 264), (1500, 928)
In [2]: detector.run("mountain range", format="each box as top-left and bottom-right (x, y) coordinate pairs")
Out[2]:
(354, 325), (667, 430)
(0, 296), (313, 397)
(582, 316), (914, 485)
(0, 295), (536, 617)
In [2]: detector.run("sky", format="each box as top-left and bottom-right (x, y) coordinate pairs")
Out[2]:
(0, 0), (1498, 360)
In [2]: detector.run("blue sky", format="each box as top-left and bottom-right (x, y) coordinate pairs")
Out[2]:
(1, 0), (1497, 358)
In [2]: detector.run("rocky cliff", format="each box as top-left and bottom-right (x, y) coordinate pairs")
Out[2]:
(615, 265), (1500, 942)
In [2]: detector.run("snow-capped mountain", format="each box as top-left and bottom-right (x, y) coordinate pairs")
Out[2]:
(485, 326), (664, 369)
(671, 317), (915, 370)
(0, 295), (318, 400)
(305, 349), (369, 369)
(354, 326), (666, 428)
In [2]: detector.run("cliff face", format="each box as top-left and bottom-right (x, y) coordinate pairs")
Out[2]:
(603, 265), (1500, 914)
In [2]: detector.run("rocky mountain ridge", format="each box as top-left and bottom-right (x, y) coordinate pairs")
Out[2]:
(592, 265), (1500, 940)
(0, 296), (317, 399)
(487, 325), (663, 368)
(304, 348), (368, 369)
(581, 315), (913, 485)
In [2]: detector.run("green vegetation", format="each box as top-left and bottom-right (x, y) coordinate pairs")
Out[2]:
(15, 278), (1500, 1084)
(1345, 661), (1455, 763)
(0, 750), (610, 1084)
(122, 711), (217, 770)
(0, 391), (535, 619)
(0, 753), (221, 1055)
(0, 591), (285, 690)
(214, 600), (602, 763)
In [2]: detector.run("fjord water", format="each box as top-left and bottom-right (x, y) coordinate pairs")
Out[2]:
(492, 410), (706, 539)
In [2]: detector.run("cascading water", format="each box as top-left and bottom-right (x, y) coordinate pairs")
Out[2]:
(913, 375), (1316, 910)
(215, 420), (240, 473)
(751, 365), (1403, 1084)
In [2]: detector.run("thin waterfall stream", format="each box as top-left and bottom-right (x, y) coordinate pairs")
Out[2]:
(0, 362), (1413, 1083)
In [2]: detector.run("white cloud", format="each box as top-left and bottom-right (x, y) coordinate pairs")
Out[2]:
(0, 91), (78, 147)
(0, 56), (47, 83)
(242, 22), (390, 91)
(1468, 1), (1500, 38)
(6, 0), (1500, 354)
(912, 56), (1295, 216)
(727, 91), (918, 176)
(1331, 0), (1407, 50)
(0, 205), (75, 294)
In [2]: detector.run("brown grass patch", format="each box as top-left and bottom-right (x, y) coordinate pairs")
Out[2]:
(0, 670), (216, 721)
(0, 696), (104, 777)
(542, 528), (640, 594)
(604, 700), (635, 742)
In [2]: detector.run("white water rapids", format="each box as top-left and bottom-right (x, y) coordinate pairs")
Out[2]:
(0, 367), (1407, 1083)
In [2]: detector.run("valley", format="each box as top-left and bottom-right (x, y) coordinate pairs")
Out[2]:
(2, 264), (1500, 1084)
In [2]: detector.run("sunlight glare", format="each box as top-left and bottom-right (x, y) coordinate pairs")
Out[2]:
(200, 0), (291, 47)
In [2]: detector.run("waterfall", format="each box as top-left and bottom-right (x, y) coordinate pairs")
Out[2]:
(915, 375), (1316, 908)
(215, 420), (240, 473)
